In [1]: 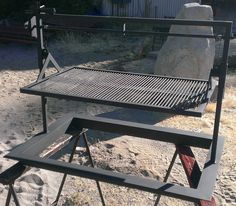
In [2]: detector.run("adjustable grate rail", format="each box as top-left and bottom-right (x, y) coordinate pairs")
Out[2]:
(21, 67), (211, 116)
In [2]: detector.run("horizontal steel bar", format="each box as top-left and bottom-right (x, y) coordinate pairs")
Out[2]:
(27, 66), (210, 84)
(69, 115), (213, 148)
(7, 155), (203, 202)
(40, 14), (232, 27)
(6, 114), (213, 161)
(0, 36), (37, 44)
(46, 25), (217, 39)
(0, 163), (26, 185)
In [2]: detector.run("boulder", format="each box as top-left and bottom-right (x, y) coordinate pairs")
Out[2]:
(154, 3), (215, 80)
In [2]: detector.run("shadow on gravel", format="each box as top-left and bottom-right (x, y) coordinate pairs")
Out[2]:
(0, 43), (37, 70)
(0, 42), (123, 71)
(87, 108), (173, 143)
(52, 108), (172, 159)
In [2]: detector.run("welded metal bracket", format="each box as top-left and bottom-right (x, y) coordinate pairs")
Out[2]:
(24, 14), (61, 82)
(37, 51), (62, 82)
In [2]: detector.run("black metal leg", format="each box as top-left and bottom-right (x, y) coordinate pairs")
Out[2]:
(5, 186), (12, 206)
(51, 133), (82, 206)
(154, 149), (178, 206)
(9, 184), (20, 206)
(41, 96), (48, 133)
(82, 132), (106, 206)
(211, 23), (231, 163)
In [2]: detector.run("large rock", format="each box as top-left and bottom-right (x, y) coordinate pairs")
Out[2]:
(154, 3), (215, 80)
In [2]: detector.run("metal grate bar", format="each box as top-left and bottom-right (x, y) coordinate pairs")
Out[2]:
(96, 73), (136, 101)
(173, 81), (206, 109)
(132, 76), (158, 103)
(151, 78), (177, 105)
(121, 75), (151, 102)
(168, 79), (195, 108)
(78, 71), (118, 98)
(164, 79), (186, 107)
(159, 79), (184, 107)
(104, 73), (139, 101)
(23, 67), (211, 115)
(168, 80), (190, 107)
(188, 82), (206, 106)
(142, 77), (167, 104)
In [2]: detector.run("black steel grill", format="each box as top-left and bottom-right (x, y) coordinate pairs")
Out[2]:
(21, 67), (211, 116)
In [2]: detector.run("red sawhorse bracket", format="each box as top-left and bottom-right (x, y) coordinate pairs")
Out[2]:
(177, 146), (216, 206)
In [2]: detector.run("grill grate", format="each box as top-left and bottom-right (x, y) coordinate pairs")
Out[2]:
(22, 67), (211, 116)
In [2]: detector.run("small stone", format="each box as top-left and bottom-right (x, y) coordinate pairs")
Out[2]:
(130, 160), (136, 165)
(104, 143), (115, 149)
(19, 174), (44, 186)
(118, 154), (123, 159)
(226, 198), (232, 203)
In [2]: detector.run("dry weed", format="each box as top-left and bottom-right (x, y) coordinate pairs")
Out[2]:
(206, 103), (216, 113)
(53, 32), (121, 54)
(223, 87), (236, 109)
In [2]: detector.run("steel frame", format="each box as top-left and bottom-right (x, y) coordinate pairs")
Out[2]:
(24, 3), (232, 163)
(5, 115), (224, 203)
(4, 1), (231, 204)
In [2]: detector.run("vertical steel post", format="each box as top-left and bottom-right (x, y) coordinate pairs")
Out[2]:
(35, 1), (44, 72)
(211, 22), (232, 163)
(35, 0), (48, 133)
(41, 96), (48, 133)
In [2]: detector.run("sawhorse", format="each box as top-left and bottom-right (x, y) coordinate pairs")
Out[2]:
(2, 115), (221, 206)
(155, 145), (216, 206)
(0, 145), (217, 206)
